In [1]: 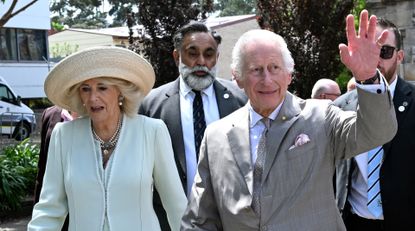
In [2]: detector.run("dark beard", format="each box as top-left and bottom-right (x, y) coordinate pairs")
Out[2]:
(379, 59), (398, 84)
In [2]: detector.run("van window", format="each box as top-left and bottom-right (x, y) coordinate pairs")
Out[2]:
(0, 84), (17, 105)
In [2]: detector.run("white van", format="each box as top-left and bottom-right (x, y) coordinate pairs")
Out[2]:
(0, 76), (36, 140)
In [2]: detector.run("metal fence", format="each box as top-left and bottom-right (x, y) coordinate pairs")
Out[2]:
(0, 112), (42, 147)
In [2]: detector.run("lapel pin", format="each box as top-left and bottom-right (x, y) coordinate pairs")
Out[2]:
(398, 105), (405, 112)
(402, 101), (408, 107)
(223, 93), (230, 99)
(282, 116), (287, 121)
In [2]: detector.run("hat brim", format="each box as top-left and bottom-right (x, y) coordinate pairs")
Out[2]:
(44, 46), (155, 112)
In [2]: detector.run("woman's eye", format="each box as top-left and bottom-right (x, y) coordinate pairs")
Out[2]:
(80, 86), (90, 92)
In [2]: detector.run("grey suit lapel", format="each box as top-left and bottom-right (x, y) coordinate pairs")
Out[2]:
(263, 93), (301, 181)
(226, 106), (254, 194)
(164, 79), (187, 174)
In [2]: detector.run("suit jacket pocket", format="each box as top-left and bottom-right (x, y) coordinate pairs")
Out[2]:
(286, 141), (315, 160)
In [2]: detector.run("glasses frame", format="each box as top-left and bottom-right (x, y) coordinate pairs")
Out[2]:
(380, 45), (397, 60)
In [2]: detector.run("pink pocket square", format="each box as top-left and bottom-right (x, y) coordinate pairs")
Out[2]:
(289, 133), (311, 150)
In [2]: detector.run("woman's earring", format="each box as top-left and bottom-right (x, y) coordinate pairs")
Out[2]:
(118, 95), (124, 106)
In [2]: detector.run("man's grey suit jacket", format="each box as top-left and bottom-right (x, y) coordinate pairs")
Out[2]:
(139, 77), (247, 230)
(181, 88), (397, 231)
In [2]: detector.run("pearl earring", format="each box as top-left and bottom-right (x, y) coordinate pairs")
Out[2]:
(118, 95), (124, 106)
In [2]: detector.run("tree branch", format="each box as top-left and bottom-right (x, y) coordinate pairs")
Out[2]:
(0, 0), (39, 28)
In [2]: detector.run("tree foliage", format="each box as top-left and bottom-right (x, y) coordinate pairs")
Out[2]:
(215, 0), (255, 17)
(257, 0), (358, 98)
(0, 0), (39, 28)
(50, 0), (107, 29)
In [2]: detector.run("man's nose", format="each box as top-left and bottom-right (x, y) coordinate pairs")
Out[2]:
(196, 55), (206, 66)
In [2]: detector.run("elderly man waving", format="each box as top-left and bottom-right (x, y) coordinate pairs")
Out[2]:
(181, 10), (397, 231)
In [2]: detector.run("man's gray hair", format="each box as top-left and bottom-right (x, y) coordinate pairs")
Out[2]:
(231, 29), (295, 80)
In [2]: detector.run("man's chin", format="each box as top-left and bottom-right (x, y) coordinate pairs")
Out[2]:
(184, 74), (215, 91)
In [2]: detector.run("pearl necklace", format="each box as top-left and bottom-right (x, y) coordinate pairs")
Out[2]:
(92, 115), (123, 158)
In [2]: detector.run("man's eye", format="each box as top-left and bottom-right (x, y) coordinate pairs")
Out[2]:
(98, 86), (108, 91)
(189, 52), (198, 57)
(269, 65), (279, 74)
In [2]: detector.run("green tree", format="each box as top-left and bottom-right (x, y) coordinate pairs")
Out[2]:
(0, 0), (39, 28)
(256, 0), (358, 98)
(215, 0), (256, 17)
(50, 0), (107, 29)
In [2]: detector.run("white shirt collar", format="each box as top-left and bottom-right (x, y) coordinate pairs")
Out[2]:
(388, 75), (398, 98)
(249, 99), (284, 128)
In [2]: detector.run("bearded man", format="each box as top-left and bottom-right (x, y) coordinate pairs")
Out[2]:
(139, 21), (247, 231)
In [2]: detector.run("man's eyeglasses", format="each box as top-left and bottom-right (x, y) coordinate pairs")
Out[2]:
(380, 45), (397, 60)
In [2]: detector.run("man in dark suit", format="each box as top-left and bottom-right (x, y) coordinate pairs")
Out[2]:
(335, 18), (415, 231)
(34, 105), (77, 231)
(139, 21), (247, 230)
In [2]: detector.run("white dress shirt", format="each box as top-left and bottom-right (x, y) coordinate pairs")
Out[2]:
(348, 75), (397, 220)
(179, 77), (220, 196)
(248, 101), (282, 165)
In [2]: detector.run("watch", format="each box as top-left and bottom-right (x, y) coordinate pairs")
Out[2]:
(357, 71), (380, 85)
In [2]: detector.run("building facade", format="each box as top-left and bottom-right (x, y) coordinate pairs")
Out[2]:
(367, 0), (415, 81)
(0, 0), (50, 99)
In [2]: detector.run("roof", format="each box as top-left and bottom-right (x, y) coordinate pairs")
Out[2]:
(64, 25), (144, 38)
(206, 14), (256, 29)
(53, 14), (257, 38)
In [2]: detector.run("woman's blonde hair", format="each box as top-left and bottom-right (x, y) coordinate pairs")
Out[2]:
(66, 77), (143, 117)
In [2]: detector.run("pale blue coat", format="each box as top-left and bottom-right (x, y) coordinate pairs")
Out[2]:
(28, 115), (187, 231)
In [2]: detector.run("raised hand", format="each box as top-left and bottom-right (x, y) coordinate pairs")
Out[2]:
(339, 10), (388, 82)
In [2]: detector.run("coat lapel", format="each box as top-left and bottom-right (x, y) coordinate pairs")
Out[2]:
(383, 77), (413, 154)
(214, 80), (237, 118)
(163, 80), (187, 174)
(226, 106), (254, 194)
(263, 93), (301, 181)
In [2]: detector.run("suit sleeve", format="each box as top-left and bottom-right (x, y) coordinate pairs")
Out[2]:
(28, 123), (68, 231)
(153, 120), (187, 231)
(181, 131), (223, 231)
(328, 86), (397, 161)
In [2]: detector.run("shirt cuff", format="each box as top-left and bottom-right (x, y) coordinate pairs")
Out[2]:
(356, 71), (387, 94)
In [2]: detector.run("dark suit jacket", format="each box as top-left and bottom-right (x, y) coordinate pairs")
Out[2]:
(139, 78), (247, 231)
(34, 105), (63, 203)
(34, 105), (69, 231)
(335, 77), (415, 230)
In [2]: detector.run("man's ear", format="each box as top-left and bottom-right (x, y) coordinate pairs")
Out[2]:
(173, 49), (180, 66)
(397, 49), (404, 64)
(232, 69), (244, 89)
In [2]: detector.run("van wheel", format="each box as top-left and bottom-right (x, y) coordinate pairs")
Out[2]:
(13, 122), (31, 141)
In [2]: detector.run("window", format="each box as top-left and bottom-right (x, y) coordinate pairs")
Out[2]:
(0, 28), (17, 60)
(0, 28), (47, 62)
(0, 84), (17, 105)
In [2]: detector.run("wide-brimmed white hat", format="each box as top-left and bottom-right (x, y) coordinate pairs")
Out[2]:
(44, 46), (155, 112)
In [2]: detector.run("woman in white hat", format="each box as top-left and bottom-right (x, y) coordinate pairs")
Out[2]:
(28, 47), (187, 231)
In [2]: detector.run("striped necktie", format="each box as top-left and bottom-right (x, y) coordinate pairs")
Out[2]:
(367, 146), (383, 218)
(252, 118), (270, 216)
(193, 90), (206, 160)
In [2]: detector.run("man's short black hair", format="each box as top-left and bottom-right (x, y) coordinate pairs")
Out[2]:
(173, 21), (222, 50)
(377, 18), (402, 50)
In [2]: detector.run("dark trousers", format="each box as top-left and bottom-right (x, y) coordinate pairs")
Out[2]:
(344, 212), (385, 231)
